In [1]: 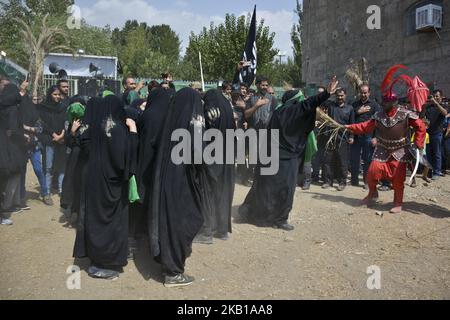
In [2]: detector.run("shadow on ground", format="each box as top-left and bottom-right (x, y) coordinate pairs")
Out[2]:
(308, 192), (450, 219)
(133, 238), (164, 284)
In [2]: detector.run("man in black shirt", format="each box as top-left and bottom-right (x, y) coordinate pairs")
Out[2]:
(57, 79), (72, 110)
(322, 88), (355, 191)
(425, 89), (448, 179)
(350, 84), (381, 187)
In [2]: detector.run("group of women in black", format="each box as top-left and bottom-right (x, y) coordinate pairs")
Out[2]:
(2, 74), (336, 287)
(59, 86), (236, 287)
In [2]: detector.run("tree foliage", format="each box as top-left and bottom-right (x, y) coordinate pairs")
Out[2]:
(70, 21), (116, 57)
(1, 1), (303, 87)
(112, 20), (181, 77)
(289, 0), (303, 88)
(183, 13), (278, 82)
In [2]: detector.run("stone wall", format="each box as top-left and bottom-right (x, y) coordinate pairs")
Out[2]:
(302, 0), (450, 99)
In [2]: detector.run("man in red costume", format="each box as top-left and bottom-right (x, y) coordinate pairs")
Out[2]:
(345, 66), (427, 214)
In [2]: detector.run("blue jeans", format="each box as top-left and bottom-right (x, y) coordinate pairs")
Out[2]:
(445, 138), (450, 169)
(427, 132), (443, 176)
(43, 146), (64, 196)
(20, 148), (46, 199)
(350, 136), (374, 184)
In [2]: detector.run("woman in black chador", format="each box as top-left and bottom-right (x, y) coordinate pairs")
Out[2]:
(194, 89), (236, 244)
(238, 77), (338, 231)
(149, 87), (209, 288)
(73, 95), (138, 279)
(127, 88), (171, 259)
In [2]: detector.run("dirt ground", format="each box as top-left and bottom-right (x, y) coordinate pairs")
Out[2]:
(1, 164), (449, 300)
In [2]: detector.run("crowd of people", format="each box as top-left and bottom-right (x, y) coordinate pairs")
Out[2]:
(1, 63), (449, 287)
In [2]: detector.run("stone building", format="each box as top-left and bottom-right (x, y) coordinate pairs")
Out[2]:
(302, 0), (450, 99)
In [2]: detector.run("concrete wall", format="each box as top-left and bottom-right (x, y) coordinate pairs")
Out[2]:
(302, 0), (450, 99)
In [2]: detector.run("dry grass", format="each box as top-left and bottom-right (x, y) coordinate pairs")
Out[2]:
(316, 108), (349, 150)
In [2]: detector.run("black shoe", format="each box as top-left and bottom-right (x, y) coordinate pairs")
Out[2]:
(164, 273), (195, 288)
(214, 233), (229, 241)
(193, 234), (213, 245)
(351, 181), (359, 187)
(88, 266), (119, 280)
(302, 182), (311, 190)
(274, 222), (295, 231)
(378, 185), (391, 192)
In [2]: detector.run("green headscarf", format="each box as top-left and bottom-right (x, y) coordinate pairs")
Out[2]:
(275, 90), (305, 110)
(67, 102), (86, 124)
(102, 90), (115, 98)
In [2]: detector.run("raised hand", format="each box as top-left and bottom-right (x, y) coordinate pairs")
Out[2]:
(327, 76), (339, 95)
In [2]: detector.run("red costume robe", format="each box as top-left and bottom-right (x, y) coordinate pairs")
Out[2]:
(347, 106), (426, 207)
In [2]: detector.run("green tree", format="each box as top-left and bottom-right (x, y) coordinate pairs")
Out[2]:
(24, 0), (74, 17)
(0, 0), (29, 66)
(118, 26), (173, 78)
(183, 13), (278, 82)
(70, 22), (116, 57)
(148, 24), (181, 64)
(112, 20), (181, 77)
(289, 0), (303, 88)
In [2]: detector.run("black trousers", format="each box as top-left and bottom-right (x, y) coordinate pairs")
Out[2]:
(323, 141), (349, 185)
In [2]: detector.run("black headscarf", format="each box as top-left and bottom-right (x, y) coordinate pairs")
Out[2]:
(19, 95), (40, 127)
(38, 87), (67, 145)
(125, 98), (146, 121)
(0, 83), (21, 110)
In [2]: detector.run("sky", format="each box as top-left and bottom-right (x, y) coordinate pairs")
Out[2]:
(74, 0), (300, 57)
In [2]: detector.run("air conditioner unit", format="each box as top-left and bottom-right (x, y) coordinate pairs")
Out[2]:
(416, 4), (443, 31)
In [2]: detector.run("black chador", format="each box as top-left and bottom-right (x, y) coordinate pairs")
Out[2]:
(127, 88), (171, 252)
(238, 90), (330, 231)
(73, 95), (138, 278)
(149, 88), (207, 286)
(195, 89), (236, 243)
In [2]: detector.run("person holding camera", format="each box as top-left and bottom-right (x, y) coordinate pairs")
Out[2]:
(425, 90), (448, 180)
(122, 76), (145, 107)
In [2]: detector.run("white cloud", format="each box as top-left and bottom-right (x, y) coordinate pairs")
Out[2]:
(79, 0), (295, 57)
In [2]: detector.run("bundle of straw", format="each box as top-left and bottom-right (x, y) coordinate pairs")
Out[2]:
(316, 108), (348, 150)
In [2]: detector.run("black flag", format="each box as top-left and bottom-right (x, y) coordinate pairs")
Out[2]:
(233, 6), (257, 88)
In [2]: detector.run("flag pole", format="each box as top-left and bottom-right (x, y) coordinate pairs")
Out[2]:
(199, 51), (205, 92)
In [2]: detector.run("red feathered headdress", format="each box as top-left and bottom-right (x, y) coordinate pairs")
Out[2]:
(381, 65), (407, 103)
(381, 65), (429, 112)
